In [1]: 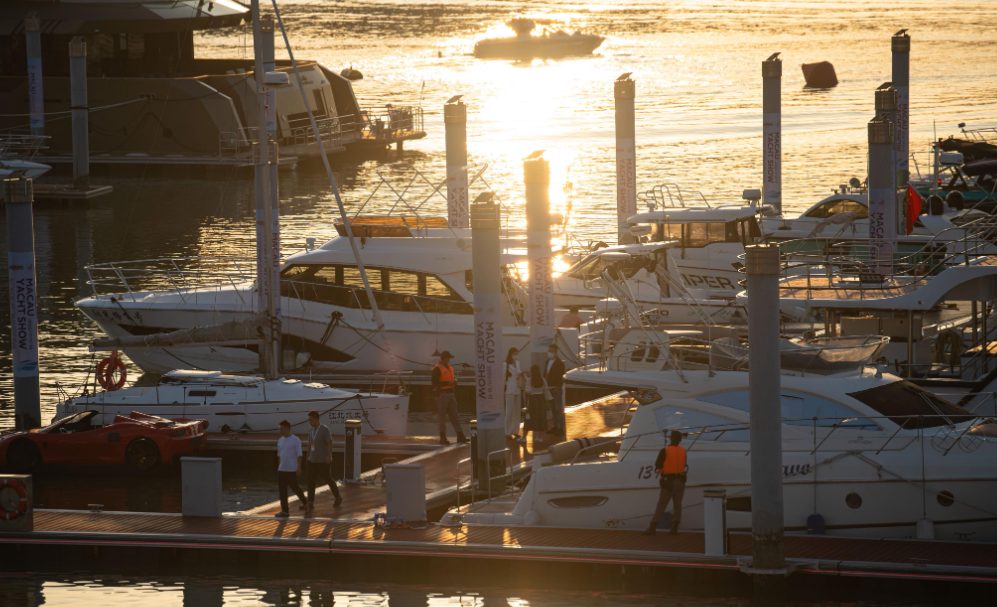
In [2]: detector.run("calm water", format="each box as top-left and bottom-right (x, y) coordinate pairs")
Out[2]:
(3, 0), (997, 427)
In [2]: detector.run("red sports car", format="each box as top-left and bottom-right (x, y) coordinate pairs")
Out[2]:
(0, 411), (208, 473)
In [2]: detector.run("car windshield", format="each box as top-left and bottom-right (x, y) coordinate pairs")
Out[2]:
(846, 381), (976, 428)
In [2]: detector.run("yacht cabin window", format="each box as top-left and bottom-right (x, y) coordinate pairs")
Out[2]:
(804, 200), (869, 219)
(697, 390), (879, 429)
(652, 219), (760, 249)
(846, 382), (974, 428)
(280, 264), (470, 314)
(654, 408), (750, 441)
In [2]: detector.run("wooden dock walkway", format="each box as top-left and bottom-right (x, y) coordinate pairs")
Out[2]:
(243, 392), (634, 521)
(4, 509), (996, 586)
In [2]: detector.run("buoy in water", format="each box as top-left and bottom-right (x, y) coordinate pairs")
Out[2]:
(340, 67), (363, 81)
(802, 61), (838, 88)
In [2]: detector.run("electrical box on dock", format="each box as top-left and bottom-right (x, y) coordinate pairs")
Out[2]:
(384, 464), (426, 523)
(181, 457), (223, 517)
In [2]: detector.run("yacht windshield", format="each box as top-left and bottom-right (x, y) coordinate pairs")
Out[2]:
(846, 381), (975, 428)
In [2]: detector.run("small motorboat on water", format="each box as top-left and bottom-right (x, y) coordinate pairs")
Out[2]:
(474, 19), (604, 60)
(53, 369), (410, 436)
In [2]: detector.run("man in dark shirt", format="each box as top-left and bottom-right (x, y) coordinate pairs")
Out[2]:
(643, 430), (688, 536)
(432, 350), (468, 445)
(544, 343), (566, 436)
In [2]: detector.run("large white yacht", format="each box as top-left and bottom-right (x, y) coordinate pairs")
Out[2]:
(76, 215), (738, 376)
(54, 369), (409, 435)
(77, 222), (550, 376)
(461, 327), (997, 541)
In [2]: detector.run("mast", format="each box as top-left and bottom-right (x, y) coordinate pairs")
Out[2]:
(268, 0), (395, 369)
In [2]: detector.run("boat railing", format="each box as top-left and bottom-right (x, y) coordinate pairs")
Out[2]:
(768, 215), (997, 299)
(960, 127), (997, 143)
(285, 114), (355, 150)
(347, 161), (503, 236)
(85, 256), (256, 302)
(594, 412), (997, 464)
(637, 183), (712, 209)
(0, 132), (50, 159)
(361, 106), (424, 140)
(579, 325), (888, 376)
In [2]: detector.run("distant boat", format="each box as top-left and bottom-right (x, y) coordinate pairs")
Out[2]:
(474, 19), (604, 60)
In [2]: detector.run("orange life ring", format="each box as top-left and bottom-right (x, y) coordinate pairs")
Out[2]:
(1, 478), (28, 520)
(97, 351), (127, 391)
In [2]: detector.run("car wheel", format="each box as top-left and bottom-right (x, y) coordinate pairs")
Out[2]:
(125, 438), (161, 472)
(7, 439), (41, 472)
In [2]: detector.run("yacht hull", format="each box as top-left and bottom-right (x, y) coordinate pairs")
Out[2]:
(56, 391), (409, 436)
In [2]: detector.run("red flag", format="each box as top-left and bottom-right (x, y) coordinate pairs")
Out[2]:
(906, 185), (924, 234)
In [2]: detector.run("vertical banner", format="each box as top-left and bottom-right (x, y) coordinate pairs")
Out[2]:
(868, 116), (895, 276)
(473, 292), (504, 430)
(446, 165), (469, 228)
(444, 101), (469, 227)
(868, 187), (893, 275)
(8, 252), (39, 379)
(895, 84), (909, 183)
(529, 248), (554, 345)
(525, 156), (555, 370)
(614, 77), (636, 243)
(616, 137), (636, 230)
(27, 58), (44, 134)
(762, 113), (781, 211)
(762, 55), (782, 214)
(254, 160), (268, 314)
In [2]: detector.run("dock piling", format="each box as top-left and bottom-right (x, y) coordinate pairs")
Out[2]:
(745, 244), (786, 598)
(614, 74), (637, 244)
(525, 153), (555, 372)
(470, 200), (505, 478)
(5, 177), (41, 430)
(444, 97), (469, 227)
(69, 37), (90, 192)
(892, 30), (911, 187)
(25, 14), (44, 137)
(868, 114), (896, 276)
(262, 14), (282, 350)
(762, 54), (782, 215)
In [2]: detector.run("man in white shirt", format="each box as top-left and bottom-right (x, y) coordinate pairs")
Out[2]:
(275, 419), (308, 517)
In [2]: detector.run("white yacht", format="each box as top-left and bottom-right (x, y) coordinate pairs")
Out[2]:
(76, 216), (733, 377)
(461, 328), (997, 541)
(77, 224), (552, 376)
(626, 204), (767, 300)
(53, 369), (409, 435)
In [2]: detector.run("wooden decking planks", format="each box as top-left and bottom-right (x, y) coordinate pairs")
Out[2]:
(27, 510), (997, 574)
(246, 393), (634, 521)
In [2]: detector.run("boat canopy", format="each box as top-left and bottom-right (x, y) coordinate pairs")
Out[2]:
(1, 0), (248, 36)
(629, 205), (766, 224)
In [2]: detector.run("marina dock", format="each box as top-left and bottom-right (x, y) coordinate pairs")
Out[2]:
(4, 510), (996, 592)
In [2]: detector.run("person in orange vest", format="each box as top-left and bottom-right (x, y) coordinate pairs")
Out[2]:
(432, 350), (469, 445)
(643, 430), (688, 536)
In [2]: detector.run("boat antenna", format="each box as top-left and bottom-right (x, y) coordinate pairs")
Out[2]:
(269, 0), (397, 370)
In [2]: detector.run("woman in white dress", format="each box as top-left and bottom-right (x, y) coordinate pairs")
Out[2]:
(503, 347), (526, 442)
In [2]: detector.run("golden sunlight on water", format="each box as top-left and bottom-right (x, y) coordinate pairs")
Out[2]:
(1, 0), (996, 425)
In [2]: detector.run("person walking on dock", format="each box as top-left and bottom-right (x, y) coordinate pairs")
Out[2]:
(545, 343), (566, 437)
(433, 350), (468, 445)
(504, 347), (527, 442)
(524, 364), (549, 445)
(306, 410), (343, 511)
(643, 430), (688, 536)
(275, 420), (308, 518)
